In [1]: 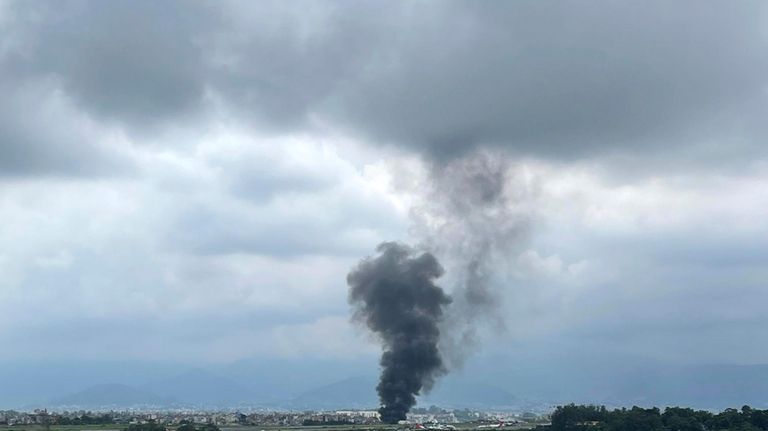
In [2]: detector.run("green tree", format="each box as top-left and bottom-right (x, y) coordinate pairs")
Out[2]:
(662, 407), (709, 431)
(126, 422), (165, 431)
(552, 404), (606, 431)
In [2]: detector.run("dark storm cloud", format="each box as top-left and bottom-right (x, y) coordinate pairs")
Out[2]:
(0, 1), (183, 176)
(6, 0), (766, 170)
(330, 1), (768, 160)
(5, 0), (216, 128)
(220, 0), (768, 162)
(0, 77), (133, 177)
(3, 0), (376, 133)
(208, 2), (389, 132)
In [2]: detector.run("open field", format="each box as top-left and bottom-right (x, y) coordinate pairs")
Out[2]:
(223, 426), (397, 431)
(220, 425), (537, 431)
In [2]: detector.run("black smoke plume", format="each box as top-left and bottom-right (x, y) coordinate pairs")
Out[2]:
(347, 242), (452, 423)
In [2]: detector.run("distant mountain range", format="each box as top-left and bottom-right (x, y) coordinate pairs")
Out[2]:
(140, 369), (259, 407)
(52, 383), (175, 408)
(4, 358), (768, 410)
(45, 373), (521, 410)
(46, 369), (286, 409)
(290, 376), (378, 409)
(45, 372), (376, 410)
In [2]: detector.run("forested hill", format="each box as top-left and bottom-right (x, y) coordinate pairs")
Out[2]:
(551, 404), (768, 431)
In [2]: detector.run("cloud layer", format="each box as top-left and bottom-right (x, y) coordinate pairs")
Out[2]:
(1, 0), (767, 369)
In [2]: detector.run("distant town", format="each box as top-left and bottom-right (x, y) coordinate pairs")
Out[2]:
(5, 404), (768, 431)
(0, 408), (548, 429)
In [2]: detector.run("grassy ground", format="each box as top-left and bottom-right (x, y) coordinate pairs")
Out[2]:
(221, 426), (397, 431)
(221, 424), (536, 431)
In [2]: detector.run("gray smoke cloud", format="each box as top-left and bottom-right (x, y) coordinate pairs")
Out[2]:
(348, 242), (451, 423)
(349, 152), (535, 419)
(411, 152), (535, 367)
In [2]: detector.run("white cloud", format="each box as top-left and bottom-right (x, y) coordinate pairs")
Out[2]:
(0, 124), (408, 361)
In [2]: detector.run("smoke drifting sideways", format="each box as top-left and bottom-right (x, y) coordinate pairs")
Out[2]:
(348, 242), (452, 424)
(411, 152), (534, 368)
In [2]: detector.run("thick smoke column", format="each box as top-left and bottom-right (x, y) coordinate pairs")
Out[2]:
(348, 242), (452, 423)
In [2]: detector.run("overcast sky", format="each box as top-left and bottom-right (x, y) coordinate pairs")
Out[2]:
(1, 0), (768, 369)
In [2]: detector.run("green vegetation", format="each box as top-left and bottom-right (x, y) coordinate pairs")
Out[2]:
(125, 423), (165, 431)
(551, 404), (768, 431)
(58, 415), (115, 426)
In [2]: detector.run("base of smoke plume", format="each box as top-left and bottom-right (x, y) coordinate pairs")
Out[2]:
(348, 242), (451, 423)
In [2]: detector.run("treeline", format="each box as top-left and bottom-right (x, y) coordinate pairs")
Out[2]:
(58, 414), (114, 425)
(551, 404), (768, 431)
